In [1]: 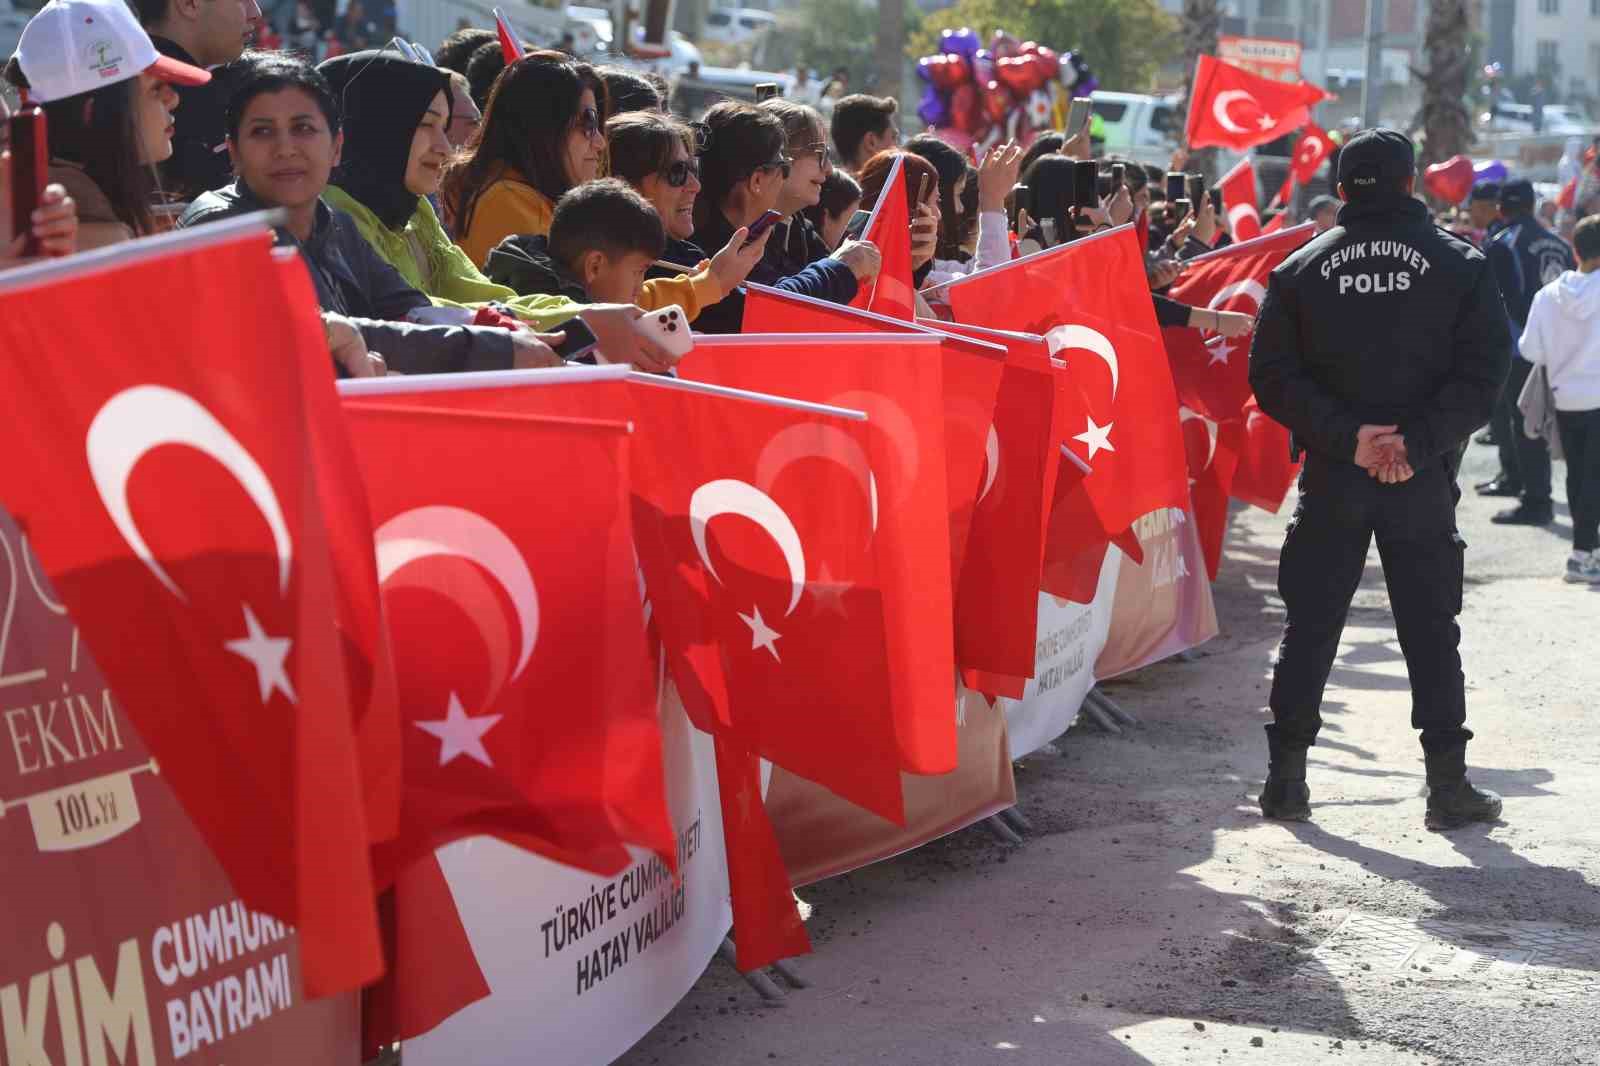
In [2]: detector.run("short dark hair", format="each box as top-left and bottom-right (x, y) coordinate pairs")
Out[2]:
(599, 65), (663, 114)
(549, 178), (667, 271)
(1018, 133), (1064, 183)
(435, 27), (496, 74)
(802, 169), (862, 234)
(131, 0), (168, 25)
(606, 110), (695, 187)
(465, 40), (507, 109)
(1575, 214), (1600, 262)
(830, 94), (896, 165)
(223, 52), (341, 142)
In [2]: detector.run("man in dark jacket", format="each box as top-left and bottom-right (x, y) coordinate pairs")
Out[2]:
(179, 180), (533, 374)
(1477, 179), (1577, 523)
(1248, 129), (1512, 831)
(692, 208), (870, 334)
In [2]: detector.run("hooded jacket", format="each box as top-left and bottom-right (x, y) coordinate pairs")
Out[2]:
(483, 235), (593, 302)
(1519, 270), (1600, 411)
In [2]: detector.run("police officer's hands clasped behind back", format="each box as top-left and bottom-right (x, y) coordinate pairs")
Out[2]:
(1247, 128), (1513, 832)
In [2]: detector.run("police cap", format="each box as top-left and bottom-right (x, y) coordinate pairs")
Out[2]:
(1469, 182), (1500, 203)
(1498, 179), (1535, 212)
(1336, 127), (1415, 198)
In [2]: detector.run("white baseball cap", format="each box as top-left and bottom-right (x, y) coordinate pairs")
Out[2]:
(16, 0), (211, 104)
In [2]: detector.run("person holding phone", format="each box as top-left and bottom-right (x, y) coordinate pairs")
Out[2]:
(911, 137), (1020, 286)
(0, 115), (78, 264)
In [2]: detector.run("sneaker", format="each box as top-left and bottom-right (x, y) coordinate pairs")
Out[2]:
(1566, 551), (1600, 584)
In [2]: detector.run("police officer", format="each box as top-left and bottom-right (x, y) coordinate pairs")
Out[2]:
(1477, 179), (1577, 523)
(1248, 129), (1512, 831)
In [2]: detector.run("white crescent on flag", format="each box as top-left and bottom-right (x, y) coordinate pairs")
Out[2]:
(1207, 279), (1268, 318)
(1228, 203), (1262, 234)
(755, 423), (878, 533)
(1180, 407), (1219, 471)
(375, 505), (542, 683)
(689, 479), (807, 617)
(829, 390), (921, 506)
(1045, 324), (1120, 401)
(979, 424), (1001, 502)
(1212, 90), (1259, 135)
(86, 384), (294, 600)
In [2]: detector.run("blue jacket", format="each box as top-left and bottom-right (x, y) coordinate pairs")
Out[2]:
(1487, 215), (1576, 332)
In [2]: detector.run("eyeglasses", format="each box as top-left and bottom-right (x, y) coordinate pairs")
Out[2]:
(573, 107), (601, 138)
(662, 158), (701, 187)
(794, 141), (831, 170)
(758, 154), (794, 179)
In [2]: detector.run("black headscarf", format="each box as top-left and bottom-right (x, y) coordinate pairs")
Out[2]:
(317, 51), (452, 230)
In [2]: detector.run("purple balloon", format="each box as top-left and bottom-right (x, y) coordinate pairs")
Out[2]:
(940, 26), (980, 59)
(918, 84), (951, 128)
(1473, 159), (1508, 184)
(972, 48), (995, 85)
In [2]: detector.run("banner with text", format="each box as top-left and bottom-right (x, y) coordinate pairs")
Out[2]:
(0, 508), (359, 1065)
(406, 683), (731, 1066)
(1095, 508), (1219, 680)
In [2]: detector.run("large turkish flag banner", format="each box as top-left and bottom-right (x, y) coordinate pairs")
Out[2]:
(1185, 54), (1333, 152)
(0, 225), (380, 996)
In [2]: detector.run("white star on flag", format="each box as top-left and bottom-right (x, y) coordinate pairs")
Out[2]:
(739, 604), (782, 661)
(1257, 113), (1276, 131)
(415, 693), (502, 767)
(807, 562), (852, 618)
(1073, 416), (1115, 460)
(224, 604), (297, 704)
(1208, 338), (1235, 367)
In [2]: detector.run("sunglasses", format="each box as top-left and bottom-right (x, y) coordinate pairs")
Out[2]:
(662, 158), (701, 188)
(573, 107), (601, 138)
(794, 141), (831, 170)
(758, 154), (794, 179)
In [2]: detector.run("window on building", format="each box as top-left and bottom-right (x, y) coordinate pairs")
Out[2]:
(1259, 0), (1288, 17)
(1536, 39), (1559, 74)
(1537, 0), (1558, 14)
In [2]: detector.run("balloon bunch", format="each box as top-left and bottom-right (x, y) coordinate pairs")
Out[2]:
(916, 27), (1097, 154)
(1421, 154), (1512, 205)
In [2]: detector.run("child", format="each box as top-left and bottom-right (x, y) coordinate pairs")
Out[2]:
(1519, 213), (1600, 583)
(485, 179), (666, 305)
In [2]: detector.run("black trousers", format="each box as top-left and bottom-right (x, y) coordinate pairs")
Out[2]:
(1266, 456), (1473, 757)
(1556, 408), (1600, 552)
(1492, 356), (1553, 504)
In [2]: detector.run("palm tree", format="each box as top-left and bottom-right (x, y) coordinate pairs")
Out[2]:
(1411, 0), (1474, 165)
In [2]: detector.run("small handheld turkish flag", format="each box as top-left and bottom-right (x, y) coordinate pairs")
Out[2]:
(1225, 397), (1302, 514)
(849, 154), (917, 320)
(1185, 55), (1333, 152)
(0, 221), (382, 997)
(1217, 157), (1262, 241)
(494, 7), (524, 60)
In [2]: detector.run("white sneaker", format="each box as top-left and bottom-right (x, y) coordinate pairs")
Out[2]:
(1565, 550), (1600, 584)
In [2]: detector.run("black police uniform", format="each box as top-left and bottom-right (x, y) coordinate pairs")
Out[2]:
(1484, 184), (1576, 516)
(1247, 129), (1512, 827)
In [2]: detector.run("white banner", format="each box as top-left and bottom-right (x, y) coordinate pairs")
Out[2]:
(1000, 550), (1122, 759)
(406, 686), (731, 1066)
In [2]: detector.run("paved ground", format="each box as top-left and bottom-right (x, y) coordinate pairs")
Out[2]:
(619, 439), (1600, 1066)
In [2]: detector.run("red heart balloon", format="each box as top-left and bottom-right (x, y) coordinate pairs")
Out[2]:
(925, 53), (972, 91)
(995, 54), (1045, 96)
(1031, 45), (1061, 79)
(1422, 155), (1474, 205)
(951, 83), (985, 135)
(981, 79), (1012, 123)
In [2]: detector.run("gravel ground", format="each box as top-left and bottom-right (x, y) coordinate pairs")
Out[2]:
(617, 439), (1600, 1066)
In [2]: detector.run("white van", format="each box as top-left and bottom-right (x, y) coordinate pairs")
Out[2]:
(1090, 91), (1182, 167)
(700, 7), (777, 45)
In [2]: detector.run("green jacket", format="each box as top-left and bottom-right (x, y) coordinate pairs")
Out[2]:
(324, 184), (580, 330)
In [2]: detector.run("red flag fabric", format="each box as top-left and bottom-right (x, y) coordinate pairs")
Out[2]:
(341, 398), (675, 881)
(626, 373), (904, 821)
(1217, 157), (1262, 241)
(1185, 55), (1333, 152)
(494, 7), (524, 60)
(0, 226), (381, 996)
(1162, 223), (1317, 423)
(1288, 123), (1335, 186)
(1225, 398), (1302, 512)
(850, 154), (917, 320)
(1261, 212), (1288, 234)
(712, 735), (811, 970)
(941, 226), (1191, 541)
(1180, 407), (1240, 581)
(680, 333), (961, 776)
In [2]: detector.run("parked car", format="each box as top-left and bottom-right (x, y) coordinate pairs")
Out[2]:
(1481, 101), (1593, 136)
(1089, 91), (1182, 167)
(699, 6), (776, 46)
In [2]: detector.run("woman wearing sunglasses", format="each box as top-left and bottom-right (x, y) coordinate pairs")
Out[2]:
(444, 52), (609, 268)
(690, 100), (878, 333)
(603, 109), (771, 323)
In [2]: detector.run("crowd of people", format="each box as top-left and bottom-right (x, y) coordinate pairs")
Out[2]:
(2, 0), (1599, 582)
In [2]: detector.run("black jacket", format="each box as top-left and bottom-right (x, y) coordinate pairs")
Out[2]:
(151, 37), (236, 201)
(1248, 195), (1512, 467)
(483, 235), (592, 302)
(179, 182), (515, 375)
(691, 209), (858, 334)
(1485, 214), (1576, 333)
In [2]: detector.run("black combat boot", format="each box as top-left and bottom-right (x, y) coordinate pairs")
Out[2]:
(1259, 745), (1311, 821)
(1424, 747), (1503, 831)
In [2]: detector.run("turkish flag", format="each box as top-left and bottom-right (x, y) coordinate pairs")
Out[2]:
(1181, 407), (1240, 581)
(1217, 157), (1262, 241)
(942, 226), (1191, 542)
(1225, 398), (1302, 513)
(495, 7), (524, 60)
(1261, 213), (1287, 234)
(0, 227), (382, 996)
(1185, 55), (1333, 152)
(341, 397), (675, 882)
(680, 332), (960, 777)
(1288, 123), (1335, 186)
(850, 154), (917, 320)
(1162, 223), (1316, 422)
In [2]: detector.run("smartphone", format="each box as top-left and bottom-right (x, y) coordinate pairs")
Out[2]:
(1187, 174), (1206, 206)
(1165, 172), (1187, 203)
(1096, 172), (1113, 199)
(1172, 198), (1192, 223)
(744, 209), (784, 244)
(6, 105), (48, 258)
(1073, 160), (1099, 209)
(754, 82), (780, 102)
(916, 172), (932, 207)
(1208, 187), (1224, 214)
(1066, 96), (1093, 138)
(550, 315), (599, 361)
(1110, 163), (1126, 190)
